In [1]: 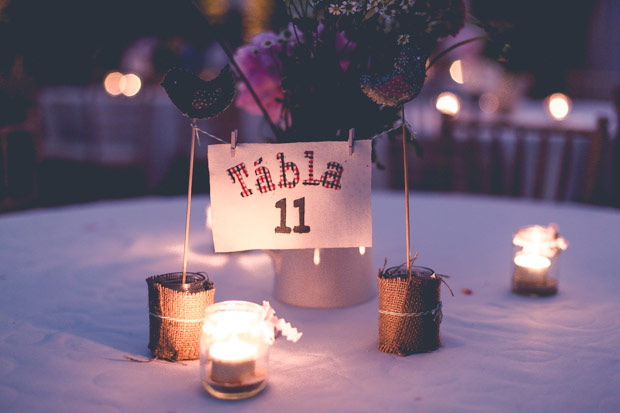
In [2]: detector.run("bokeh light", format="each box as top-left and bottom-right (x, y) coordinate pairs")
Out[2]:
(121, 73), (141, 97)
(435, 92), (461, 116)
(104, 72), (142, 97)
(104, 72), (125, 96)
(199, 0), (229, 24)
(545, 93), (571, 120)
(449, 60), (464, 84)
(479, 93), (500, 114)
(243, 0), (272, 41)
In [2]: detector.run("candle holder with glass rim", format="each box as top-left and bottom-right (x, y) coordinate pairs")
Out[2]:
(199, 300), (301, 400)
(512, 224), (568, 297)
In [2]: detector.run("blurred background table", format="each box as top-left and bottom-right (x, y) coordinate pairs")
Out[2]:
(27, 86), (619, 207)
(2, 0), (620, 214)
(1, 191), (619, 412)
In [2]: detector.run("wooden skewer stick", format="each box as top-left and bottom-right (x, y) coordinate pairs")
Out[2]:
(401, 105), (411, 276)
(182, 120), (198, 285)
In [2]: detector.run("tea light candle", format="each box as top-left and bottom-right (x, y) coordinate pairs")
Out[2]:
(513, 253), (551, 283)
(511, 224), (567, 296)
(200, 301), (271, 400)
(209, 338), (258, 383)
(200, 300), (302, 400)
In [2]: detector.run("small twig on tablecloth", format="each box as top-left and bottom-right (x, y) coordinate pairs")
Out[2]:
(123, 354), (188, 365)
(123, 355), (156, 363)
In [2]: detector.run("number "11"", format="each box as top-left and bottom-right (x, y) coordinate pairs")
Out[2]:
(275, 197), (310, 234)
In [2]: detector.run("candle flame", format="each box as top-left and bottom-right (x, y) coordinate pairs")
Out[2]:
(209, 337), (257, 362)
(514, 253), (551, 270)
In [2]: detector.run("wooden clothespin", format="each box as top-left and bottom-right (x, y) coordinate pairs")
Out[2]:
(348, 128), (355, 155)
(230, 129), (238, 157)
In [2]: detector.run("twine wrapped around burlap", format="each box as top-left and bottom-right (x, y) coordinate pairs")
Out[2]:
(378, 265), (442, 356)
(146, 272), (215, 361)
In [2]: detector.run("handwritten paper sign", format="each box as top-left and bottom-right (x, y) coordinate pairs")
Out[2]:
(208, 140), (372, 252)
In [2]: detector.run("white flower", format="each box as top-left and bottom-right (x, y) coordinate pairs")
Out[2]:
(397, 34), (410, 45)
(400, 0), (415, 10)
(378, 1), (398, 17)
(342, 1), (361, 15)
(328, 3), (343, 15)
(366, 0), (380, 11)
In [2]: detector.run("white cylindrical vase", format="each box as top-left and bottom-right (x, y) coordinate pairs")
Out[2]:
(269, 247), (376, 308)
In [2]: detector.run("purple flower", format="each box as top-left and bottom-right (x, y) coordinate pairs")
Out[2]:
(233, 30), (285, 123)
(233, 24), (356, 123)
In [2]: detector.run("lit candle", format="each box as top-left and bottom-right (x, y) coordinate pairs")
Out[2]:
(200, 300), (301, 400)
(511, 224), (567, 296)
(209, 338), (258, 384)
(513, 253), (551, 284)
(200, 301), (270, 400)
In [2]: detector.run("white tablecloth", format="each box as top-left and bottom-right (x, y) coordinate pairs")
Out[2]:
(1, 192), (619, 412)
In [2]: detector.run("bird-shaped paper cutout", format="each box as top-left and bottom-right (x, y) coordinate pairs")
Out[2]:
(361, 44), (429, 107)
(161, 65), (235, 119)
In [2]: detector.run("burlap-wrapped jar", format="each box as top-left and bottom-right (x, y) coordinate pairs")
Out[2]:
(378, 265), (442, 356)
(146, 272), (215, 361)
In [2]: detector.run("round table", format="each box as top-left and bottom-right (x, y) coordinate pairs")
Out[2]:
(1, 191), (619, 412)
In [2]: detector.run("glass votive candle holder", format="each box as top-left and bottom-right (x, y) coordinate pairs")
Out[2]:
(511, 224), (568, 296)
(200, 301), (273, 400)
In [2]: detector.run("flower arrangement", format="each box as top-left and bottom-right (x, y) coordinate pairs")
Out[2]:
(229, 0), (480, 143)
